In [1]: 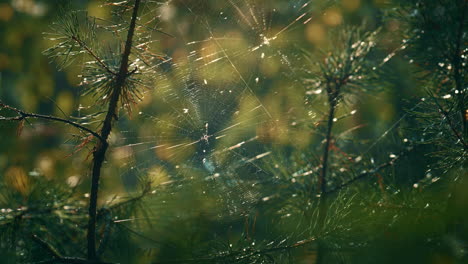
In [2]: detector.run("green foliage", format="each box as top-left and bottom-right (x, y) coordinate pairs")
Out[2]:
(0, 0), (466, 263)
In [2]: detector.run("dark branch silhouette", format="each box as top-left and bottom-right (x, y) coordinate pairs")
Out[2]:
(0, 101), (104, 142)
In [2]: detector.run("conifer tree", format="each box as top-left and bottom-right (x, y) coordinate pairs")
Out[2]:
(0, 0), (466, 263)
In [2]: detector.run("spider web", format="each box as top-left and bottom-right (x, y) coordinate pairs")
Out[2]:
(102, 0), (318, 214)
(92, 0), (415, 251)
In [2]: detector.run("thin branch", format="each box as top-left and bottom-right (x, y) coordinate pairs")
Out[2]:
(86, 0), (141, 260)
(326, 146), (414, 194)
(318, 81), (340, 195)
(71, 36), (117, 77)
(32, 235), (62, 259)
(452, 0), (467, 137)
(96, 209), (112, 257)
(0, 101), (104, 143)
(428, 90), (468, 150)
(105, 183), (151, 212)
(31, 235), (114, 264)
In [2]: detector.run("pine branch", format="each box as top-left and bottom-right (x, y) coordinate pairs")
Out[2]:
(326, 146), (414, 194)
(96, 209), (112, 257)
(316, 81), (341, 264)
(453, 0), (467, 138)
(86, 0), (141, 260)
(31, 235), (62, 259)
(31, 235), (114, 264)
(153, 237), (316, 264)
(427, 90), (468, 150)
(0, 101), (104, 142)
(71, 36), (117, 77)
(318, 81), (340, 195)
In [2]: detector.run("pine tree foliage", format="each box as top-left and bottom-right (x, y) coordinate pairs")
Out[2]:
(391, 0), (467, 171)
(0, 0), (467, 263)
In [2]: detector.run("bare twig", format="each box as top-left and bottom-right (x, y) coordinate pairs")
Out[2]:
(0, 101), (104, 143)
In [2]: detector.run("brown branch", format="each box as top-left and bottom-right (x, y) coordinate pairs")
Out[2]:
(96, 209), (112, 257)
(315, 80), (342, 263)
(318, 82), (340, 195)
(86, 0), (141, 260)
(0, 101), (104, 143)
